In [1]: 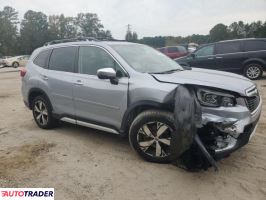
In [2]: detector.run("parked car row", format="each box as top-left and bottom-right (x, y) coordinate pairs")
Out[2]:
(175, 38), (266, 80)
(0, 55), (30, 68)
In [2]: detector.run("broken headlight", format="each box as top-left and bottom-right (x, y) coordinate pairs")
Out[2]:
(196, 88), (236, 107)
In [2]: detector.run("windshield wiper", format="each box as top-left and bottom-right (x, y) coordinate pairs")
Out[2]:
(152, 69), (182, 74)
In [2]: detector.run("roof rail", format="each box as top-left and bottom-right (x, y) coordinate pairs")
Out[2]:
(44, 37), (127, 46)
(44, 37), (99, 46)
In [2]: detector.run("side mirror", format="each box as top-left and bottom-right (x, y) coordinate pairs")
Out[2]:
(97, 68), (118, 84)
(97, 68), (116, 79)
(190, 53), (196, 58)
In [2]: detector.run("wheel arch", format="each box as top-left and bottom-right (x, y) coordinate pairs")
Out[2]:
(12, 61), (19, 66)
(28, 88), (53, 110)
(120, 100), (173, 134)
(243, 58), (266, 71)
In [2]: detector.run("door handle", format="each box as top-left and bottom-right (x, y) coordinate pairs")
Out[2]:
(207, 57), (214, 60)
(75, 80), (83, 86)
(42, 75), (48, 80)
(216, 56), (223, 59)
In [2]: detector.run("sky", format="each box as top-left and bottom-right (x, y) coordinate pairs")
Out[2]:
(1, 0), (266, 39)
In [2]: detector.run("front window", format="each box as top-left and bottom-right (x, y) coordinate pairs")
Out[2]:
(195, 45), (214, 57)
(78, 46), (125, 77)
(111, 44), (183, 73)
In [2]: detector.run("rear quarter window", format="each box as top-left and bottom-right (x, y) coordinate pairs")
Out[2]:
(33, 49), (51, 68)
(216, 42), (241, 54)
(167, 47), (178, 53)
(244, 40), (266, 51)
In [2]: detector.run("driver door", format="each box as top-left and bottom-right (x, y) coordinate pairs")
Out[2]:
(73, 46), (129, 129)
(189, 44), (217, 69)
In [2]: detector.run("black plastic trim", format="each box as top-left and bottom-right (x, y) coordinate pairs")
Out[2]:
(28, 88), (53, 110)
(120, 100), (169, 133)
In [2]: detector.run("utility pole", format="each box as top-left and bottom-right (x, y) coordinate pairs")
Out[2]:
(126, 24), (132, 33)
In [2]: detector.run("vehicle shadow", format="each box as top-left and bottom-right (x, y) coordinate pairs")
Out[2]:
(54, 122), (215, 172)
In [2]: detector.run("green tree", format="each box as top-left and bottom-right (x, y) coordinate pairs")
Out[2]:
(125, 30), (133, 41)
(75, 13), (104, 37)
(139, 36), (166, 47)
(0, 6), (19, 56)
(209, 23), (229, 42)
(20, 10), (48, 54)
(47, 14), (77, 40)
(228, 21), (246, 38)
(58, 15), (77, 38)
(132, 32), (138, 42)
(47, 15), (60, 40)
(98, 30), (112, 39)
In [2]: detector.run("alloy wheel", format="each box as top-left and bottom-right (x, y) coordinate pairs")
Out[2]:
(33, 100), (49, 126)
(137, 121), (172, 158)
(246, 65), (261, 79)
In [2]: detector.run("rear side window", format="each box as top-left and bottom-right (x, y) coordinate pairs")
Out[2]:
(177, 46), (187, 53)
(216, 42), (241, 54)
(167, 47), (178, 53)
(245, 40), (266, 51)
(49, 47), (77, 72)
(33, 49), (51, 68)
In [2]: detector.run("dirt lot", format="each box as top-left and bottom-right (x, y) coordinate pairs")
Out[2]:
(0, 68), (266, 200)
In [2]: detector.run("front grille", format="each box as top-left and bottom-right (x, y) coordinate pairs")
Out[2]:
(245, 96), (260, 113)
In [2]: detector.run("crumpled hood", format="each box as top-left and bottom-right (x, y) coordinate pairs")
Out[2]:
(152, 68), (255, 96)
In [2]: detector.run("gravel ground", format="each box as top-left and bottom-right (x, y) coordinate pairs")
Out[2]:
(0, 68), (266, 200)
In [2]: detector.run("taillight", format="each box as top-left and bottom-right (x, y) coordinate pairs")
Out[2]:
(20, 67), (27, 77)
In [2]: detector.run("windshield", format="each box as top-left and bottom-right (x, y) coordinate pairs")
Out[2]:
(111, 44), (183, 73)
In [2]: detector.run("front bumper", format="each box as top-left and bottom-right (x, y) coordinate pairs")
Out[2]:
(200, 95), (262, 159)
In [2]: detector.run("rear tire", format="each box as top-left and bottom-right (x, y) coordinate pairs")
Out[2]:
(129, 110), (175, 163)
(244, 63), (263, 80)
(12, 62), (19, 68)
(32, 95), (58, 129)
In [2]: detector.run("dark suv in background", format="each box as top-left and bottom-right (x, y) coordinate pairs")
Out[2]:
(175, 38), (266, 80)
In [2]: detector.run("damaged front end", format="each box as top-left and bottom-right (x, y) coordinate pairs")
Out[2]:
(199, 96), (261, 160)
(171, 84), (262, 170)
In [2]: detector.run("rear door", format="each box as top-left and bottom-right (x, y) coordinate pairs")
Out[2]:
(244, 40), (266, 63)
(214, 41), (244, 73)
(46, 46), (77, 116)
(188, 44), (216, 69)
(73, 45), (129, 129)
(166, 47), (178, 59)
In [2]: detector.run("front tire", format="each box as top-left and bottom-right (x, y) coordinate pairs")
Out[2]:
(129, 110), (175, 163)
(32, 95), (57, 129)
(244, 63), (263, 80)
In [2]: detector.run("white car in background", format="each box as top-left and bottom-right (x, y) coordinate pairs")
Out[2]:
(3, 55), (30, 68)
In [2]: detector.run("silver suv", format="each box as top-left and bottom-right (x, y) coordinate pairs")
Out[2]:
(21, 38), (262, 166)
